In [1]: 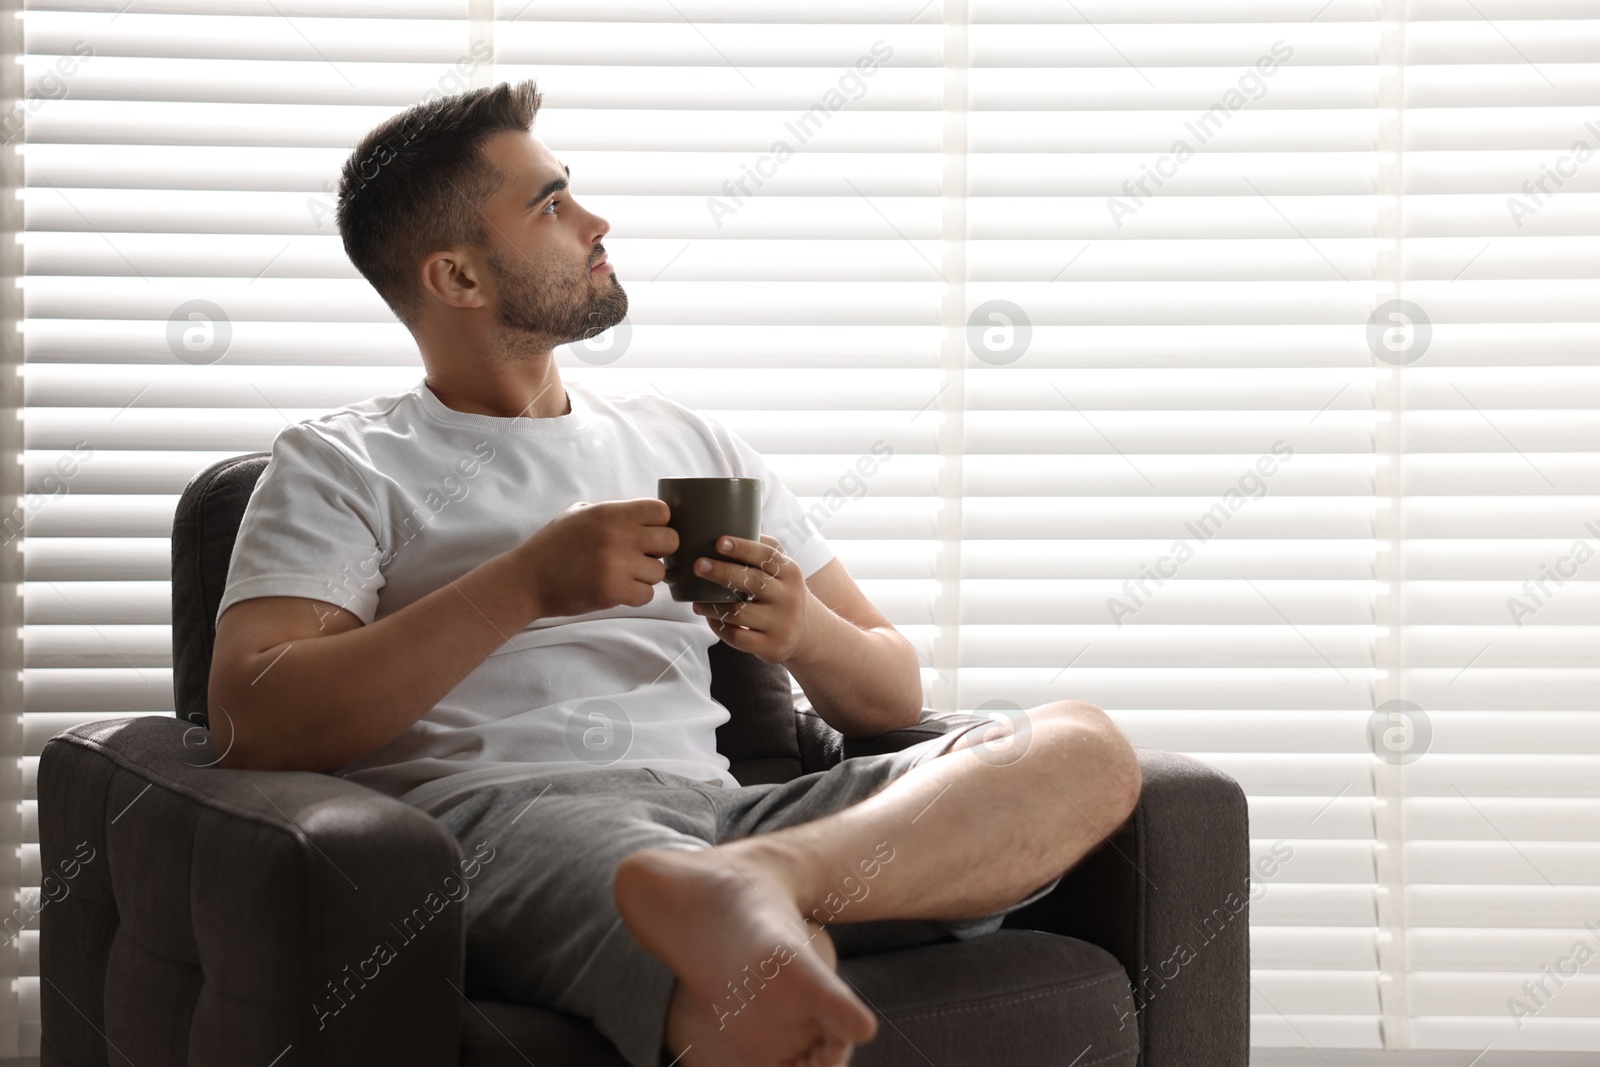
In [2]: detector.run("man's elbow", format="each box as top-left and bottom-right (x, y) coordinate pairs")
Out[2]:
(206, 677), (295, 773)
(212, 716), (268, 771)
(214, 742), (257, 772)
(211, 715), (321, 774)
(205, 695), (268, 771)
(842, 677), (924, 739)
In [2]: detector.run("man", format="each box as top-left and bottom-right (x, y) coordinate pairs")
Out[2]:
(210, 80), (1141, 1067)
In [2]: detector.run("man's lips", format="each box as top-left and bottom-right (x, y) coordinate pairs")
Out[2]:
(591, 254), (611, 273)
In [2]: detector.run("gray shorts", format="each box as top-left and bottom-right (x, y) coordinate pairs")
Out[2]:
(429, 718), (1065, 1067)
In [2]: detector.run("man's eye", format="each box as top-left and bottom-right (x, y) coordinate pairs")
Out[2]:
(543, 198), (561, 215)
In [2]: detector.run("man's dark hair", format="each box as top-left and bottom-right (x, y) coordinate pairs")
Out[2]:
(336, 80), (543, 328)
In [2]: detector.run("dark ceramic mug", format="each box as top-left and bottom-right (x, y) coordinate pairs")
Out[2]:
(657, 477), (761, 603)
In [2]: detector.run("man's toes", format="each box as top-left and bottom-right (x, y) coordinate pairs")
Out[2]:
(783, 1034), (852, 1067)
(814, 983), (876, 1046)
(815, 1034), (853, 1067)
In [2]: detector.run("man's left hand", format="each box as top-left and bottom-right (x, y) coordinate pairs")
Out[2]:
(691, 534), (812, 665)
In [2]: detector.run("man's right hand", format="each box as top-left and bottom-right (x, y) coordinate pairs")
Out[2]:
(516, 497), (680, 618)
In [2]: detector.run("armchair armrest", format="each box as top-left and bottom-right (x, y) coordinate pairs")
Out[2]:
(797, 695), (977, 772)
(40, 715), (466, 1067)
(1006, 746), (1251, 1067)
(815, 711), (1251, 1067)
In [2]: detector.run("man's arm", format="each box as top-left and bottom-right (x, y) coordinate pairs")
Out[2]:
(209, 548), (543, 774)
(210, 497), (679, 773)
(784, 558), (924, 738)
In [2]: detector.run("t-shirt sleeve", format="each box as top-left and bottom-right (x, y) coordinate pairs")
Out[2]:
(697, 415), (836, 580)
(215, 422), (388, 627)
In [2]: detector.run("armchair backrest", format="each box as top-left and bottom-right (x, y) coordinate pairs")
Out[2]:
(170, 453), (811, 785)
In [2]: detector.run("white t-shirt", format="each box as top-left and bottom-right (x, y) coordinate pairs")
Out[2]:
(216, 376), (835, 815)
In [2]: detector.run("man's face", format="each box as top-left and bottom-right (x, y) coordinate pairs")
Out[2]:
(473, 129), (627, 353)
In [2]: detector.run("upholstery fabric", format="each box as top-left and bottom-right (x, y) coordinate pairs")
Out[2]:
(1006, 749), (1252, 1066)
(170, 451), (269, 730)
(459, 930), (1139, 1067)
(40, 715), (465, 1067)
(708, 635), (804, 785)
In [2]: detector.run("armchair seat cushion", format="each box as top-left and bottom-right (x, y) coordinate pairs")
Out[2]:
(462, 930), (1138, 1067)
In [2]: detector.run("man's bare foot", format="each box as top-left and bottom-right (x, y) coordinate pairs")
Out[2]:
(662, 919), (856, 1067)
(615, 845), (877, 1066)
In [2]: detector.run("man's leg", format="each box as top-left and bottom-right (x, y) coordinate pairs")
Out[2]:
(613, 699), (1141, 1067)
(431, 767), (728, 1067)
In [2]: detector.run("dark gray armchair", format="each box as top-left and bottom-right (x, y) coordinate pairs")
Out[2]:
(40, 453), (1250, 1066)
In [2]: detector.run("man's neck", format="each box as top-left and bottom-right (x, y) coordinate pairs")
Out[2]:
(423, 364), (570, 420)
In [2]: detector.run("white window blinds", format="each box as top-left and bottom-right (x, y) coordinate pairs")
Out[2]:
(965, 0), (1390, 1049)
(1395, 0), (1600, 1052)
(9, 0), (1597, 1058)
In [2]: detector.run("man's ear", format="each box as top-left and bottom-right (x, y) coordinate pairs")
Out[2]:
(419, 247), (488, 311)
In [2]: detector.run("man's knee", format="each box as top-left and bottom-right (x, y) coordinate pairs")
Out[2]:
(1030, 700), (1142, 829)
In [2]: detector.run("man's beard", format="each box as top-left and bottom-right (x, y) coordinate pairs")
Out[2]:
(487, 247), (628, 358)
